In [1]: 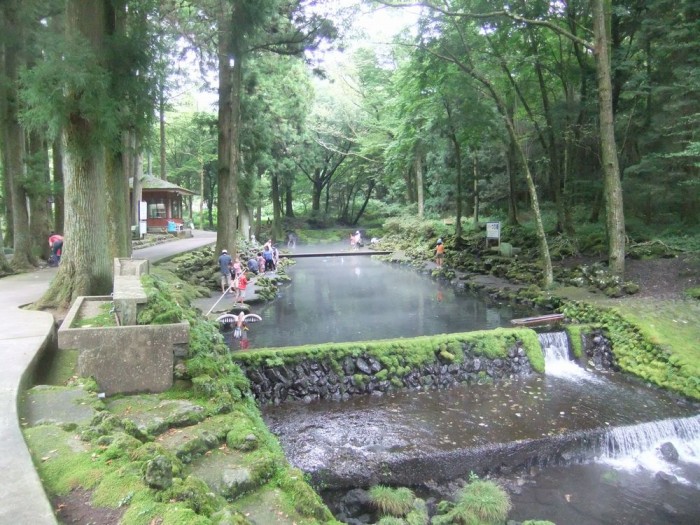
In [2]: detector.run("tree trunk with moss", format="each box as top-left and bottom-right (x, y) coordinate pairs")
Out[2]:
(27, 132), (52, 260)
(1, 0), (34, 270)
(52, 137), (65, 233)
(37, 0), (113, 307)
(216, 5), (242, 255)
(40, 137), (113, 306)
(592, 0), (626, 277)
(0, 225), (11, 275)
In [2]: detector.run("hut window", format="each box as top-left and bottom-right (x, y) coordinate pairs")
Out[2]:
(148, 198), (166, 218)
(171, 198), (182, 219)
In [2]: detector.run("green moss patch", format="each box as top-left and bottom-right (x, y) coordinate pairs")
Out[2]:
(560, 301), (700, 399)
(231, 327), (543, 374)
(24, 425), (103, 495)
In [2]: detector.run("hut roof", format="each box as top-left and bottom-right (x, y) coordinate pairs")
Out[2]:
(129, 175), (197, 196)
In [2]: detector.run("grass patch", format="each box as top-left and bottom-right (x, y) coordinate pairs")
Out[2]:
(24, 425), (104, 495)
(369, 485), (416, 517)
(231, 328), (542, 374)
(560, 300), (700, 399)
(432, 478), (512, 525)
(33, 348), (79, 386)
(73, 302), (117, 328)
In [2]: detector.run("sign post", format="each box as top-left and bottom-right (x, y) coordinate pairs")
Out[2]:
(486, 222), (501, 249)
(139, 201), (148, 237)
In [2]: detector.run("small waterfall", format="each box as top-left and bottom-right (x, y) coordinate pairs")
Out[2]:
(597, 415), (700, 483)
(538, 331), (598, 380)
(538, 331), (570, 361)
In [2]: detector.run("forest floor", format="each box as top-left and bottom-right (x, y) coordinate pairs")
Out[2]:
(557, 252), (700, 300)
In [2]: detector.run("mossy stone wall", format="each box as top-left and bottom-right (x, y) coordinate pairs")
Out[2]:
(232, 328), (541, 405)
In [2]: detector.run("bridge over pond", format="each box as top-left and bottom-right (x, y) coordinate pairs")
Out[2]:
(279, 250), (392, 258)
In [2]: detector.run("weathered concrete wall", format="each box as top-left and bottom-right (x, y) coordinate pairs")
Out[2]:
(114, 258), (149, 276)
(77, 323), (189, 396)
(113, 258), (149, 325)
(58, 295), (189, 396)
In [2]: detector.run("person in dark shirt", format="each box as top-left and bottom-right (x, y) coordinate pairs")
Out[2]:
(218, 249), (233, 293)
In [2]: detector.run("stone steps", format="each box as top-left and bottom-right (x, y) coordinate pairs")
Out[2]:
(109, 397), (279, 500)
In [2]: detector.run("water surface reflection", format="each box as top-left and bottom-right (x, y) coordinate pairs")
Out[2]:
(245, 246), (533, 348)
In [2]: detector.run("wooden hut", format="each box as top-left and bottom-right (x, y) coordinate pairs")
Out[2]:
(130, 175), (196, 233)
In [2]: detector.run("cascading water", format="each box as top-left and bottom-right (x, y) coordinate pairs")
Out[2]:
(597, 415), (700, 484)
(538, 331), (600, 381)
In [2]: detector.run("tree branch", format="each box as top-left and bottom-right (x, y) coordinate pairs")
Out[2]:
(375, 0), (594, 50)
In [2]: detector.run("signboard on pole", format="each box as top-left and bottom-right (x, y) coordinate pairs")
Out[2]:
(139, 201), (148, 236)
(486, 222), (501, 240)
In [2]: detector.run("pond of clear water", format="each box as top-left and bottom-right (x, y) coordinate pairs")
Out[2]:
(233, 243), (535, 349)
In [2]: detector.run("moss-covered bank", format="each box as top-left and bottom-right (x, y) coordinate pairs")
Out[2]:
(559, 301), (700, 400)
(24, 266), (339, 525)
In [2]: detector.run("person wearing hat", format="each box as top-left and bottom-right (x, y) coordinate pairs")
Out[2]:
(435, 238), (444, 268)
(218, 249), (233, 293)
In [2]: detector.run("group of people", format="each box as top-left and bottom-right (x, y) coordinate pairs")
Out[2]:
(217, 239), (281, 304)
(217, 249), (248, 304)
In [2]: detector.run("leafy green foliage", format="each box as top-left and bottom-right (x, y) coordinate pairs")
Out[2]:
(20, 37), (118, 155)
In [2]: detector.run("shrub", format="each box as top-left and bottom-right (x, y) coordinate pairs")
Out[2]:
(369, 485), (416, 517)
(432, 479), (512, 525)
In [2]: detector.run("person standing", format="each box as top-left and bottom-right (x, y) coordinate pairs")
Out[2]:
(234, 272), (248, 304)
(263, 245), (275, 271)
(272, 244), (279, 268)
(232, 254), (243, 278)
(435, 238), (445, 268)
(218, 249), (233, 293)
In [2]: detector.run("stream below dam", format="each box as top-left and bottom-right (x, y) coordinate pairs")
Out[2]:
(262, 333), (700, 524)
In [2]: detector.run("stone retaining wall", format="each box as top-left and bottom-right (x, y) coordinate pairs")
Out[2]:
(235, 328), (614, 406)
(236, 341), (534, 405)
(582, 329), (617, 370)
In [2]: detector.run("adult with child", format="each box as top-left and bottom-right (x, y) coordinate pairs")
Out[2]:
(218, 249), (233, 293)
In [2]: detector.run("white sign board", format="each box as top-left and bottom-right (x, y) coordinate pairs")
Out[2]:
(139, 201), (148, 236)
(486, 222), (501, 239)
